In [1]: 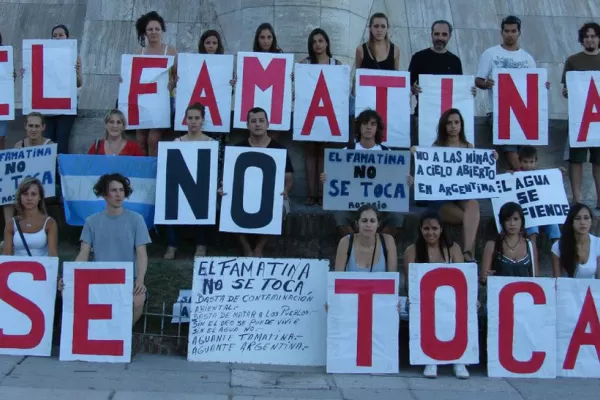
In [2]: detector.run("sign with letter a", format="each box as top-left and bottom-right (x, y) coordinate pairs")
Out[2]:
(0, 46), (15, 121)
(566, 71), (600, 148)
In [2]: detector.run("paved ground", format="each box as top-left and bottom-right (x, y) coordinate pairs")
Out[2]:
(0, 354), (598, 399)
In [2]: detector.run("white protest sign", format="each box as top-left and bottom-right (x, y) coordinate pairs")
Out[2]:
(0, 257), (58, 357)
(487, 277), (557, 378)
(566, 71), (600, 148)
(413, 146), (497, 201)
(0, 46), (15, 121)
(418, 75), (475, 146)
(22, 39), (78, 115)
(355, 69), (411, 148)
(187, 257), (328, 366)
(0, 144), (57, 205)
(492, 169), (569, 230)
(174, 53), (233, 133)
(154, 141), (219, 225)
(171, 289), (191, 324)
(118, 54), (174, 130)
(493, 68), (548, 146)
(60, 262), (133, 363)
(219, 146), (287, 235)
(408, 263), (479, 365)
(327, 272), (399, 374)
(556, 278), (600, 378)
(293, 63), (349, 143)
(233, 52), (294, 130)
(322, 149), (409, 212)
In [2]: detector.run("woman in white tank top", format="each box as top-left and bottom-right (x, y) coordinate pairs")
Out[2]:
(2, 178), (58, 257)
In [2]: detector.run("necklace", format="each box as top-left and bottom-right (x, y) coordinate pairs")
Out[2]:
(504, 236), (521, 252)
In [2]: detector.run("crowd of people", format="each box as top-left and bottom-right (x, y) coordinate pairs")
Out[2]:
(1, 10), (599, 376)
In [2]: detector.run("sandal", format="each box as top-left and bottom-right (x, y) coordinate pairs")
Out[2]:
(304, 196), (316, 206)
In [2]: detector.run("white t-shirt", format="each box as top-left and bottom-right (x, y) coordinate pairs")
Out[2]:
(551, 234), (600, 279)
(475, 44), (536, 113)
(344, 142), (382, 151)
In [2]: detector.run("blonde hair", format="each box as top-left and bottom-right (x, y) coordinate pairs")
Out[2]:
(103, 109), (127, 139)
(14, 178), (47, 216)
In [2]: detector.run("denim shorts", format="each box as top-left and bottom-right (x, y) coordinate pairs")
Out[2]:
(525, 224), (561, 240)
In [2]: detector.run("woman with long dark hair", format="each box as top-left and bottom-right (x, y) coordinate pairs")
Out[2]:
(253, 23), (283, 53)
(403, 210), (468, 379)
(481, 202), (537, 281)
(552, 203), (600, 278)
(355, 12), (399, 71)
(198, 29), (224, 54)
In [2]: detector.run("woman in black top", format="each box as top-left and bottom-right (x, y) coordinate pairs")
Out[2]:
(354, 13), (399, 71)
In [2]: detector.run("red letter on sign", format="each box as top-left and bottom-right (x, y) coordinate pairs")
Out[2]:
(240, 57), (286, 124)
(335, 279), (396, 367)
(577, 78), (600, 142)
(183, 61), (222, 127)
(498, 282), (546, 373)
(0, 49), (8, 116)
(72, 269), (126, 356)
(420, 268), (468, 361)
(359, 75), (406, 141)
(562, 288), (600, 370)
(301, 71), (340, 136)
(498, 73), (539, 141)
(440, 78), (454, 114)
(31, 44), (71, 110)
(0, 261), (46, 349)
(128, 57), (169, 126)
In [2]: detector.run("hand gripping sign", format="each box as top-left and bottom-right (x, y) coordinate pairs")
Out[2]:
(0, 46), (15, 121)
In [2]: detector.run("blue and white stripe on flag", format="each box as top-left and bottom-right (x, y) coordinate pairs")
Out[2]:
(58, 154), (157, 228)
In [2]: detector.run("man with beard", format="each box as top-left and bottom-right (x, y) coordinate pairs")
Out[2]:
(561, 22), (600, 208)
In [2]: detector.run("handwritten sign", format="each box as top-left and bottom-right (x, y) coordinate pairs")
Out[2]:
(171, 289), (191, 324)
(0, 144), (57, 205)
(187, 257), (328, 366)
(323, 149), (409, 212)
(491, 169), (569, 229)
(413, 146), (497, 201)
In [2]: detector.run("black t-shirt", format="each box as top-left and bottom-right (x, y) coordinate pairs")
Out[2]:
(235, 138), (294, 174)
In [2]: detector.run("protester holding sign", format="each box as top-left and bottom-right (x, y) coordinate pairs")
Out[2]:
(334, 205), (397, 273)
(198, 30), (224, 54)
(164, 103), (216, 260)
(300, 28), (342, 207)
(355, 13), (399, 73)
(2, 178), (57, 257)
(561, 22), (600, 207)
(132, 11), (178, 156)
(481, 202), (537, 283)
(87, 109), (143, 156)
(551, 203), (600, 279)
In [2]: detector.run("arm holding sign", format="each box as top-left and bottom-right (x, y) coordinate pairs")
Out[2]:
(76, 56), (83, 88)
(75, 242), (91, 262)
(383, 234), (398, 272)
(2, 218), (14, 255)
(46, 218), (58, 257)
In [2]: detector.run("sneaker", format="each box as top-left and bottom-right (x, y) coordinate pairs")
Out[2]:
(453, 364), (469, 379)
(423, 365), (437, 378)
(163, 246), (177, 260)
(195, 245), (207, 257)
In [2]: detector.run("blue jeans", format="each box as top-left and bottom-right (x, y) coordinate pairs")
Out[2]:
(525, 224), (561, 240)
(43, 114), (76, 154)
(167, 226), (208, 247)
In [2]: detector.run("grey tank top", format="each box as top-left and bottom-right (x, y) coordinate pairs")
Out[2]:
(346, 235), (387, 272)
(494, 239), (534, 277)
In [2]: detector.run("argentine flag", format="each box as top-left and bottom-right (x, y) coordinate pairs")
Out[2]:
(58, 155), (157, 228)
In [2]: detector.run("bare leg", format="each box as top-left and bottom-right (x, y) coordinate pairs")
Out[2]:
(569, 162), (583, 203)
(505, 151), (521, 171)
(459, 200), (480, 258)
(136, 129), (149, 156)
(147, 129), (163, 157)
(592, 163), (600, 207)
(304, 143), (317, 202)
(237, 234), (253, 256)
(254, 235), (269, 257)
(133, 293), (146, 325)
(528, 233), (538, 247)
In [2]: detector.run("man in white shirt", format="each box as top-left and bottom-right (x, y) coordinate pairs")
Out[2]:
(475, 15), (538, 171)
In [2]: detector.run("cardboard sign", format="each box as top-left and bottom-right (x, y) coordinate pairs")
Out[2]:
(187, 257), (328, 366)
(59, 154), (157, 228)
(408, 263), (479, 365)
(219, 146), (287, 235)
(326, 272), (399, 374)
(154, 141), (219, 225)
(418, 75), (475, 146)
(493, 68), (548, 146)
(322, 149), (409, 212)
(566, 71), (600, 148)
(0, 257), (59, 357)
(355, 69), (411, 148)
(118, 54), (175, 130)
(59, 262), (134, 363)
(0, 144), (57, 206)
(0, 46), (15, 121)
(293, 64), (350, 143)
(487, 277), (557, 378)
(174, 53), (234, 133)
(22, 39), (78, 115)
(492, 169), (569, 230)
(413, 146), (497, 201)
(233, 52), (294, 130)
(556, 279), (600, 378)
(171, 289), (191, 324)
